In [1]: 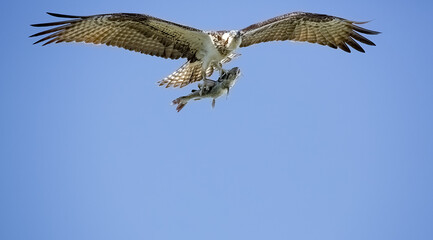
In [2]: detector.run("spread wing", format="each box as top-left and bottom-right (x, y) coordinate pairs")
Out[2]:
(30, 12), (210, 60)
(240, 12), (380, 53)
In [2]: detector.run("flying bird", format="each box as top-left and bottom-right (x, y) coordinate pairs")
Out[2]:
(31, 11), (379, 88)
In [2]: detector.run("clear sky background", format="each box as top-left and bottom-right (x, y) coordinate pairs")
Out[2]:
(1, 0), (432, 239)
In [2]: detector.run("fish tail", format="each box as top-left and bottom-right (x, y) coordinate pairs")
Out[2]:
(172, 97), (188, 112)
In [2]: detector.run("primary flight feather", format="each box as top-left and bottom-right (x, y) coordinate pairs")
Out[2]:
(31, 11), (380, 87)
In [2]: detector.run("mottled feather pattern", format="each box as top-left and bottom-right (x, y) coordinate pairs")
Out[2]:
(157, 53), (239, 88)
(158, 61), (204, 88)
(31, 11), (379, 89)
(208, 31), (232, 56)
(240, 12), (379, 53)
(30, 12), (208, 60)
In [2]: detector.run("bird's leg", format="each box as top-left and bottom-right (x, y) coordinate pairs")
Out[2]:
(199, 72), (208, 96)
(212, 99), (216, 109)
(216, 63), (228, 77)
(220, 68), (227, 76)
(202, 71), (208, 81)
(200, 71), (215, 96)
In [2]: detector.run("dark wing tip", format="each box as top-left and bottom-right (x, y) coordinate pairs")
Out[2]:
(31, 19), (78, 27)
(30, 13), (86, 42)
(346, 37), (365, 53)
(46, 12), (83, 18)
(352, 24), (381, 35)
(31, 12), (85, 27)
(31, 23), (56, 27)
(338, 43), (351, 53)
(351, 32), (376, 46)
(343, 21), (380, 52)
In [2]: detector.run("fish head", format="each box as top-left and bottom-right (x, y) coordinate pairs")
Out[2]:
(219, 67), (241, 89)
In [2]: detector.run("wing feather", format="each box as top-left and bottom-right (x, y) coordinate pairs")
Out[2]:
(30, 12), (210, 60)
(240, 12), (380, 53)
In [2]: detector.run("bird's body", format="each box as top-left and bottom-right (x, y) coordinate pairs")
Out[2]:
(31, 11), (380, 88)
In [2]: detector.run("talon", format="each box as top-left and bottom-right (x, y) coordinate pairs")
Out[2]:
(219, 68), (227, 78)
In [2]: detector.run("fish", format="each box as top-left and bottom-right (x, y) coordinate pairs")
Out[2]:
(172, 67), (241, 112)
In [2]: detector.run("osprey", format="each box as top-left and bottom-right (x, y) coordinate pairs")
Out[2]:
(31, 12), (379, 87)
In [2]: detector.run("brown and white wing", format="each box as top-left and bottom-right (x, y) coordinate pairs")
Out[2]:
(30, 12), (210, 60)
(240, 12), (380, 53)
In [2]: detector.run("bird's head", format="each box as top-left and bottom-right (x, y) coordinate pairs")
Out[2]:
(223, 30), (242, 50)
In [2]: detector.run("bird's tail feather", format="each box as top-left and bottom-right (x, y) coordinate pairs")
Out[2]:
(158, 61), (205, 88)
(221, 53), (241, 64)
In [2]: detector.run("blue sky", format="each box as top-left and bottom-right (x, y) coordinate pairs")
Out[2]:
(1, 0), (433, 239)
